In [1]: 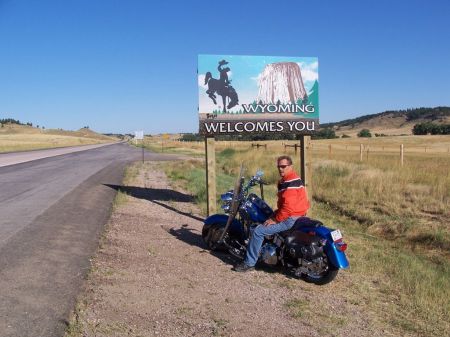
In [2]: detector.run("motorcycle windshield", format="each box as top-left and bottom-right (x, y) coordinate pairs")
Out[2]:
(218, 164), (245, 243)
(229, 163), (244, 216)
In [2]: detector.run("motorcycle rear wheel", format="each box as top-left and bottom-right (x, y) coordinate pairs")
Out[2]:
(301, 265), (338, 285)
(296, 255), (339, 285)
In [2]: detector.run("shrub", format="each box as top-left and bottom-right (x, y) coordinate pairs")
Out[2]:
(312, 128), (337, 139)
(358, 129), (372, 137)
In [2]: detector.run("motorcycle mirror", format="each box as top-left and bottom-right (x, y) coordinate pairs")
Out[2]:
(255, 169), (264, 178)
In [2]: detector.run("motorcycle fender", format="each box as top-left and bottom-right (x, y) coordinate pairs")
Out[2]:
(298, 225), (349, 269)
(204, 214), (245, 240)
(324, 244), (349, 269)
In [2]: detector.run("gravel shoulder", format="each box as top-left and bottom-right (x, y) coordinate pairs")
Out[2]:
(66, 161), (408, 337)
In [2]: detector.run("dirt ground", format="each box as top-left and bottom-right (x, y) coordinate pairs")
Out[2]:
(66, 162), (406, 337)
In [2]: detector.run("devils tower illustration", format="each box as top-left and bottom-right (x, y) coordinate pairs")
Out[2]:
(257, 62), (308, 104)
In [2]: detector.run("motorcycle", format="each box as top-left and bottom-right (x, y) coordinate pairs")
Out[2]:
(202, 166), (349, 285)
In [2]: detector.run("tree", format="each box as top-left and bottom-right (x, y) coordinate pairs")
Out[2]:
(358, 129), (372, 137)
(413, 122), (434, 135)
(442, 124), (450, 135)
(312, 128), (337, 139)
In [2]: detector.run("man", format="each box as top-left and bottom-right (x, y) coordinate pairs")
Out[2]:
(234, 155), (310, 272)
(217, 59), (231, 86)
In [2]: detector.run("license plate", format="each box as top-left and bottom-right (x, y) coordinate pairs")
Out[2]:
(331, 229), (343, 242)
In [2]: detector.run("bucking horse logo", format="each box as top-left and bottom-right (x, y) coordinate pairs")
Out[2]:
(204, 59), (239, 113)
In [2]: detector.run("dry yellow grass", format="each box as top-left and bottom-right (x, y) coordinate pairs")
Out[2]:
(0, 124), (116, 153)
(145, 134), (450, 336)
(146, 135), (450, 252)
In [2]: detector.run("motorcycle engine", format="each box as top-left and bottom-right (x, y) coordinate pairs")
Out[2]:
(260, 243), (278, 265)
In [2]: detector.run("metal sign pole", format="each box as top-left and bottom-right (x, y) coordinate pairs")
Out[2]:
(134, 131), (144, 163)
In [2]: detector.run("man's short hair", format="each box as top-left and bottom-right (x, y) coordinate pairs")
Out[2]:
(277, 155), (292, 165)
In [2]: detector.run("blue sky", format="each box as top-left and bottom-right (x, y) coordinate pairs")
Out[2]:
(0, 0), (449, 134)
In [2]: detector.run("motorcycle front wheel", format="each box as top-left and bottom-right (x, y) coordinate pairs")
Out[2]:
(202, 223), (226, 251)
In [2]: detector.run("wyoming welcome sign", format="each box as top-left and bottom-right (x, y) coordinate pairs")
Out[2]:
(198, 55), (319, 135)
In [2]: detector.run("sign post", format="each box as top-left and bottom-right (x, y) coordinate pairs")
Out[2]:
(300, 135), (312, 189)
(205, 137), (216, 216)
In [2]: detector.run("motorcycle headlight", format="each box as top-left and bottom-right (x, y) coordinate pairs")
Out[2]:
(221, 202), (231, 213)
(221, 191), (234, 202)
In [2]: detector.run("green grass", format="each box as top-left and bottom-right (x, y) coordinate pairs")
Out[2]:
(164, 158), (235, 215)
(112, 189), (129, 210)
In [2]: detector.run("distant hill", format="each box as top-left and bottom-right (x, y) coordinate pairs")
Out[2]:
(0, 123), (118, 153)
(46, 127), (117, 141)
(320, 107), (450, 136)
(0, 122), (116, 141)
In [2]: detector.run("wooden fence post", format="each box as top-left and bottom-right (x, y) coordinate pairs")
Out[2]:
(300, 136), (312, 195)
(400, 144), (404, 166)
(360, 144), (363, 161)
(328, 144), (332, 159)
(205, 137), (216, 216)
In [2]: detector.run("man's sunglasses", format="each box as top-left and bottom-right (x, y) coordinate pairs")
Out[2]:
(277, 164), (291, 169)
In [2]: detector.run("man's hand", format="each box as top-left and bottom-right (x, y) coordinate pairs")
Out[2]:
(263, 218), (276, 226)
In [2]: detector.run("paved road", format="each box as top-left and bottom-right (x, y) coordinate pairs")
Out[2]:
(0, 143), (180, 337)
(0, 142), (122, 168)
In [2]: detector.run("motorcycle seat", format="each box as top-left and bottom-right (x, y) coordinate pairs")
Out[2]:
(278, 217), (323, 238)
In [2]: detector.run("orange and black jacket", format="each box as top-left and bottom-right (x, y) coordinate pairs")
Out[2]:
(273, 170), (310, 222)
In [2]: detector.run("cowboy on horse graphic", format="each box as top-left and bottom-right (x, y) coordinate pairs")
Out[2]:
(204, 59), (239, 113)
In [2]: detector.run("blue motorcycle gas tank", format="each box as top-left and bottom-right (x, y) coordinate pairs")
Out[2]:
(243, 193), (273, 223)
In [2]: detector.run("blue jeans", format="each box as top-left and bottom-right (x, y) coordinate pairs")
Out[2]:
(244, 217), (299, 267)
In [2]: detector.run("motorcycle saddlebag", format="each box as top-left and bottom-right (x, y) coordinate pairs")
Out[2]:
(284, 231), (323, 259)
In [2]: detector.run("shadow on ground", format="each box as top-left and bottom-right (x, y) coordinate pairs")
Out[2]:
(164, 225), (297, 278)
(104, 184), (203, 222)
(104, 184), (288, 275)
(163, 224), (240, 266)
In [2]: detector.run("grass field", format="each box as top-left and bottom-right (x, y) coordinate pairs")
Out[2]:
(141, 134), (450, 336)
(0, 124), (117, 153)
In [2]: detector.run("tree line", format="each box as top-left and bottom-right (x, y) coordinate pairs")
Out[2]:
(320, 106), (450, 129)
(412, 122), (450, 135)
(0, 118), (33, 127)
